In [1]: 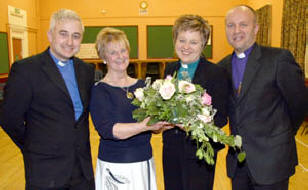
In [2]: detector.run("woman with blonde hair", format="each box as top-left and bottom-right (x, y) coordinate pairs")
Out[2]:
(90, 27), (167, 190)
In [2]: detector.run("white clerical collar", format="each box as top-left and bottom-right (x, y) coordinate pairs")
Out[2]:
(236, 52), (246, 59)
(57, 60), (71, 67)
(57, 61), (67, 67)
(181, 63), (188, 69)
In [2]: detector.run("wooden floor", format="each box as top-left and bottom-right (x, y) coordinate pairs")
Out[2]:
(0, 121), (307, 190)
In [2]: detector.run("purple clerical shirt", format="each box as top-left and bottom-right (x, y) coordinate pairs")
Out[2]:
(231, 44), (254, 93)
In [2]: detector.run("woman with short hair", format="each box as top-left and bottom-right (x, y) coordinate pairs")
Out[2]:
(162, 15), (229, 190)
(90, 27), (166, 190)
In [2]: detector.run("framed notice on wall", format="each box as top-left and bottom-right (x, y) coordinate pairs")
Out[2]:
(76, 26), (138, 59)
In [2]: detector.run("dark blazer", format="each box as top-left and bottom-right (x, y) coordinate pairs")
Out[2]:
(219, 44), (308, 185)
(162, 57), (229, 190)
(163, 57), (229, 145)
(0, 48), (95, 188)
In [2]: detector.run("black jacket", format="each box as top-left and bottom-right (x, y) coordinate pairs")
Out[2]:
(218, 44), (308, 184)
(0, 48), (95, 188)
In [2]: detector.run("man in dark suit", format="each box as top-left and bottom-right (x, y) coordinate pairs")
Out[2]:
(0, 9), (95, 190)
(219, 5), (308, 190)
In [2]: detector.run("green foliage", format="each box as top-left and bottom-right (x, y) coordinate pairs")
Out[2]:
(132, 77), (246, 165)
(237, 152), (246, 163)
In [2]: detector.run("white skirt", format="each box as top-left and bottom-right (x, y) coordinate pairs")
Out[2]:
(95, 158), (158, 190)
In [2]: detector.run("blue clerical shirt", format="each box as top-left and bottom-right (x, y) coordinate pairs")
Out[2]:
(49, 50), (83, 120)
(231, 44), (254, 91)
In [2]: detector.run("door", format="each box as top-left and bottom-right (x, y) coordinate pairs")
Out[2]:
(12, 38), (22, 62)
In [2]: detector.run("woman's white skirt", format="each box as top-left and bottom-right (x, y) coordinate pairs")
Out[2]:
(95, 158), (158, 190)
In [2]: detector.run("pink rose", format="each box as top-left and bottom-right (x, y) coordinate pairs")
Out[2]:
(202, 91), (212, 105)
(165, 75), (173, 81)
(178, 81), (196, 94)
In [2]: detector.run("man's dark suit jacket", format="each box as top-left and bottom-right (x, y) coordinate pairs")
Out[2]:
(0, 48), (95, 188)
(219, 44), (308, 185)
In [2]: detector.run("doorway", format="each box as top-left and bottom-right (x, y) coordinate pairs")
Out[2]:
(12, 38), (22, 62)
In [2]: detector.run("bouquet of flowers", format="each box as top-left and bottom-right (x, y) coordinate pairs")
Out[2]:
(132, 75), (246, 165)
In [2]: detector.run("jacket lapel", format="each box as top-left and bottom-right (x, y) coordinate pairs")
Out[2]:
(169, 61), (181, 77)
(40, 50), (72, 103)
(192, 58), (206, 83)
(237, 45), (262, 103)
(224, 56), (233, 76)
(223, 55), (238, 103)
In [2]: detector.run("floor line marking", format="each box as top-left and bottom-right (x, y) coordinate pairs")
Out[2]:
(298, 163), (308, 172)
(295, 138), (308, 148)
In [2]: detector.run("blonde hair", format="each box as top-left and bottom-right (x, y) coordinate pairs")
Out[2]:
(173, 15), (211, 48)
(95, 27), (130, 60)
(49, 9), (84, 32)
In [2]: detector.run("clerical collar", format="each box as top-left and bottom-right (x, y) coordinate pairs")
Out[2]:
(57, 61), (67, 67)
(236, 52), (246, 59)
(49, 49), (72, 67)
(234, 44), (255, 59)
(181, 59), (199, 69)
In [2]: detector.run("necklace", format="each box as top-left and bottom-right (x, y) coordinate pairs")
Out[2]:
(121, 86), (134, 99)
(103, 75), (135, 99)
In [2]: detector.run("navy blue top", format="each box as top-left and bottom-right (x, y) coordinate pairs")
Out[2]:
(90, 80), (152, 163)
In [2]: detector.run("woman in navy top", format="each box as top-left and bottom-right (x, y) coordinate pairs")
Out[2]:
(90, 27), (166, 190)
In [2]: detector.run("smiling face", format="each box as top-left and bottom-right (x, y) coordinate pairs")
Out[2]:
(47, 19), (83, 61)
(104, 41), (130, 72)
(175, 30), (203, 64)
(225, 7), (259, 54)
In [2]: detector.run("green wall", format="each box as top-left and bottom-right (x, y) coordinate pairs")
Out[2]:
(0, 32), (10, 74)
(82, 26), (138, 59)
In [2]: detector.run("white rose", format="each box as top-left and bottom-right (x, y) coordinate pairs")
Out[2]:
(201, 107), (211, 116)
(159, 81), (175, 100)
(197, 114), (212, 123)
(134, 88), (144, 101)
(185, 95), (194, 103)
(152, 79), (163, 90)
(178, 80), (196, 94)
(234, 135), (242, 148)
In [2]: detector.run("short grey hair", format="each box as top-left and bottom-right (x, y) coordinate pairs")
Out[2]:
(49, 9), (84, 32)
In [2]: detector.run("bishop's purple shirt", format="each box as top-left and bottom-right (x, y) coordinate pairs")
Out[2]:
(231, 44), (255, 91)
